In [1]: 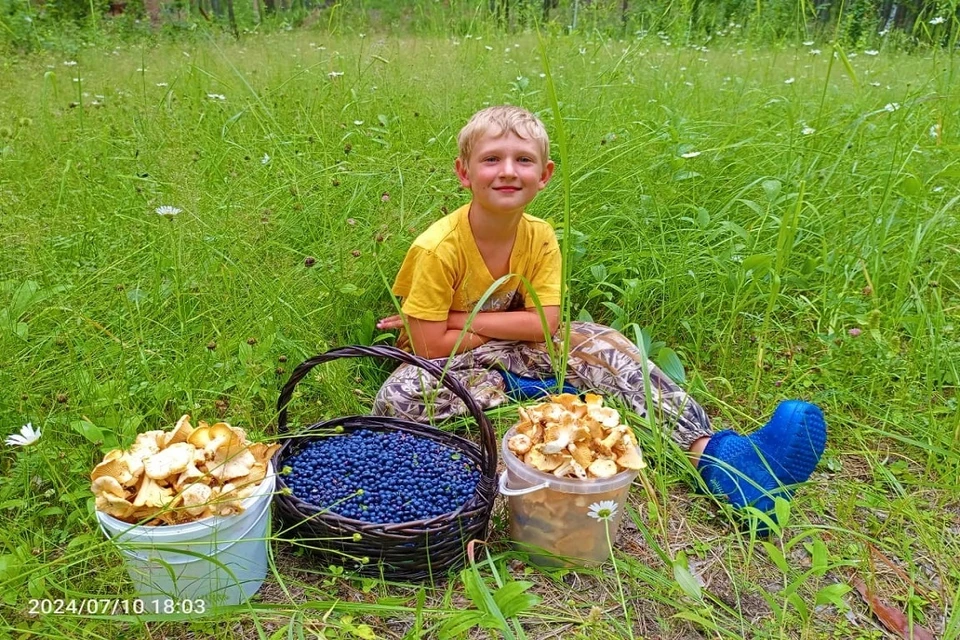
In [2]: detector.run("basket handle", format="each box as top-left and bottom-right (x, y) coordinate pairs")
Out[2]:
(275, 344), (497, 477)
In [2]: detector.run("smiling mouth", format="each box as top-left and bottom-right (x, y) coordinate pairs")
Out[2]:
(495, 187), (520, 192)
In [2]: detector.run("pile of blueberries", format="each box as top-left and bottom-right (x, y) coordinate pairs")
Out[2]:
(283, 429), (482, 524)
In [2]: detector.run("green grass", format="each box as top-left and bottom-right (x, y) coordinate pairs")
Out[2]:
(0, 22), (958, 639)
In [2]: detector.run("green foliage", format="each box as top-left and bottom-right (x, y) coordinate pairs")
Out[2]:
(0, 23), (957, 639)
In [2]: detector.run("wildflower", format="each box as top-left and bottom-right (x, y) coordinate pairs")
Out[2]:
(930, 124), (941, 138)
(869, 82), (882, 87)
(587, 500), (619, 521)
(810, 49), (821, 55)
(579, 47), (587, 55)
(261, 153), (270, 165)
(539, 73), (546, 78)
(802, 126), (816, 135)
(802, 40), (814, 46)
(929, 16), (945, 25)
(681, 151), (701, 158)
(784, 77), (795, 84)
(63, 60), (77, 66)
(6, 423), (41, 447)
(884, 102), (900, 112)
(328, 71), (344, 79)
(864, 50), (879, 56)
(155, 205), (181, 217)
(353, 120), (363, 126)
(848, 327), (862, 337)
(207, 93), (226, 101)
(156, 82), (168, 87)
(136, 67), (145, 72)
(878, 29), (889, 36)
(484, 46), (493, 51)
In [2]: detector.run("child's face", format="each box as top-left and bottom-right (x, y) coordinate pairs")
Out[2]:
(455, 130), (554, 217)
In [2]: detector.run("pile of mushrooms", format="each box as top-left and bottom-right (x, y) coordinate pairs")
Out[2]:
(508, 393), (645, 479)
(90, 415), (279, 525)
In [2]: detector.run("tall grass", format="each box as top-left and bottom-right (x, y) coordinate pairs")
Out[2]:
(0, 21), (958, 639)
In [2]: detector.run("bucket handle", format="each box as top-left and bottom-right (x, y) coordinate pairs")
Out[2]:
(498, 471), (549, 497)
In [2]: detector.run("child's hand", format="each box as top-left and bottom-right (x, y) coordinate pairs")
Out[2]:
(376, 315), (405, 331)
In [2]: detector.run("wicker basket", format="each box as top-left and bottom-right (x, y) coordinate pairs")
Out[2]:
(271, 345), (497, 581)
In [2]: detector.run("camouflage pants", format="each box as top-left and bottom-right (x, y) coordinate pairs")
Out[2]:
(371, 321), (713, 449)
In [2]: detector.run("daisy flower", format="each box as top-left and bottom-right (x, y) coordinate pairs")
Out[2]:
(587, 500), (619, 521)
(929, 16), (945, 25)
(6, 423), (41, 447)
(155, 205), (181, 217)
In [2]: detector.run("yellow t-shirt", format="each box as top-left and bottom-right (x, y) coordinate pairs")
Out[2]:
(392, 203), (562, 321)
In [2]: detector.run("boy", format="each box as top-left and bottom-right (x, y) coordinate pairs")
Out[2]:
(375, 106), (826, 520)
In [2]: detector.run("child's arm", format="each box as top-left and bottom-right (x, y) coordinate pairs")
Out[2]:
(446, 307), (560, 342)
(377, 314), (491, 359)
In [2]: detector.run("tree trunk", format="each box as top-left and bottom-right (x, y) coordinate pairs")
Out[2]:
(226, 0), (238, 38)
(144, 0), (161, 26)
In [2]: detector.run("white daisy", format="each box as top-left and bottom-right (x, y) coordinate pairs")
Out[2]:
(869, 81), (882, 87)
(930, 124), (941, 138)
(929, 16), (945, 25)
(810, 49), (821, 55)
(206, 93), (226, 101)
(802, 40), (815, 46)
(484, 45), (493, 51)
(327, 71), (343, 79)
(864, 50), (879, 56)
(784, 77), (795, 84)
(802, 126), (816, 135)
(63, 60), (77, 66)
(6, 423), (41, 447)
(156, 82), (168, 87)
(587, 500), (619, 521)
(155, 205), (181, 217)
(261, 153), (270, 165)
(681, 151), (701, 158)
(884, 102), (900, 112)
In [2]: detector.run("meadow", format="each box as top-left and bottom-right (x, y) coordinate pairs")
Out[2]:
(0, 16), (958, 639)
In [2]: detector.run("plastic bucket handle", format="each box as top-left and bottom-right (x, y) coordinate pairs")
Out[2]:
(498, 470), (550, 497)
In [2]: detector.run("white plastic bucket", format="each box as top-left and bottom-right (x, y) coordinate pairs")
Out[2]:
(97, 464), (275, 611)
(500, 428), (638, 567)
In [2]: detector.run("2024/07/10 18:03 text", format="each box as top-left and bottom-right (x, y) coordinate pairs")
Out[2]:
(27, 598), (206, 615)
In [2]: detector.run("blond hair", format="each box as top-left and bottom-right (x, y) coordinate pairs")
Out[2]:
(457, 105), (550, 166)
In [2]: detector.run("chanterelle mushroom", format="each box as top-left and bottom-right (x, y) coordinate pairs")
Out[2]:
(208, 447), (257, 482)
(163, 414), (194, 447)
(588, 458), (619, 479)
(524, 444), (566, 472)
(541, 417), (590, 454)
(615, 438), (646, 470)
(508, 393), (644, 480)
(508, 433), (534, 456)
(133, 476), (174, 509)
(181, 483), (213, 517)
(144, 442), (195, 480)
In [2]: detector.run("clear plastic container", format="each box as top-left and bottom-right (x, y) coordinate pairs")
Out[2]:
(97, 464), (275, 611)
(500, 427), (638, 567)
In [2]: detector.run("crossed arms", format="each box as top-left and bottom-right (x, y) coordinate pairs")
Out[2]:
(376, 307), (561, 359)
